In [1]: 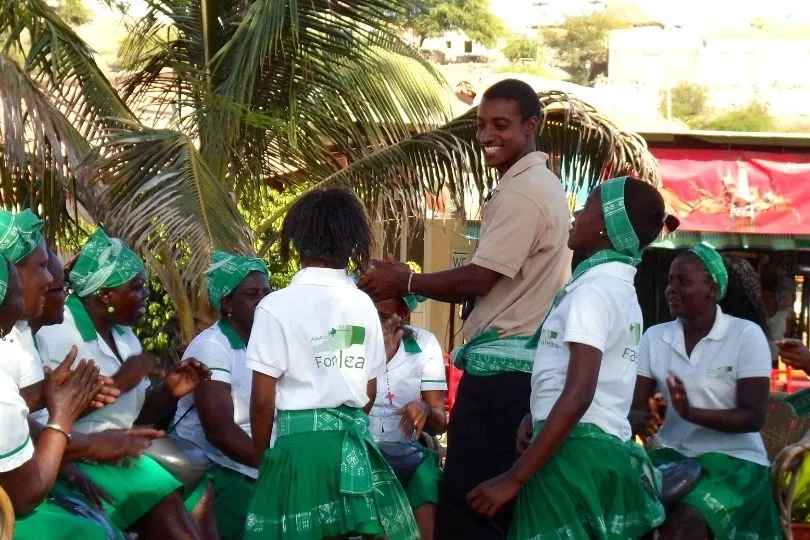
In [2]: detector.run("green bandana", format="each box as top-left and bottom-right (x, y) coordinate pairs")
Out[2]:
(205, 250), (268, 310)
(600, 176), (641, 260)
(0, 256), (9, 306)
(0, 209), (44, 264)
(689, 242), (728, 300)
(402, 294), (425, 313)
(70, 229), (145, 298)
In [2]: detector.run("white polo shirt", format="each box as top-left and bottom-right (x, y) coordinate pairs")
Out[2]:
(36, 298), (150, 433)
(0, 322), (44, 389)
(0, 369), (34, 473)
(173, 321), (258, 479)
(531, 262), (643, 441)
(638, 307), (771, 466)
(246, 267), (385, 411)
(369, 326), (447, 443)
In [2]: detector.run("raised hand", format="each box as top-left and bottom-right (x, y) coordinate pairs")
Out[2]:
(115, 353), (161, 391)
(666, 372), (691, 421)
(164, 358), (211, 398)
(44, 347), (102, 427)
(50, 347), (119, 410)
(776, 339), (810, 371)
(358, 254), (411, 302)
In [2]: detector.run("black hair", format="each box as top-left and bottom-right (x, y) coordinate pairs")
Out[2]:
(622, 177), (680, 248)
(719, 255), (770, 339)
(279, 188), (373, 272)
(481, 79), (542, 122)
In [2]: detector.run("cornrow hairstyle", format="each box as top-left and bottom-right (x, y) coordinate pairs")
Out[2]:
(481, 78), (542, 121)
(720, 255), (770, 340)
(280, 188), (374, 272)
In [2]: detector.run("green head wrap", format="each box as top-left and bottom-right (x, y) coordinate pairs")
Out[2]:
(688, 242), (728, 300)
(402, 294), (426, 313)
(205, 250), (268, 310)
(0, 209), (44, 264)
(600, 177), (640, 258)
(0, 256), (9, 306)
(69, 229), (145, 298)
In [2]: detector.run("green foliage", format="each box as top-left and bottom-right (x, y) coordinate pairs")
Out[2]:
(135, 279), (177, 358)
(396, 0), (504, 47)
(55, 0), (92, 26)
(543, 12), (628, 85)
(660, 82), (709, 126)
(502, 35), (538, 62)
(494, 62), (556, 78)
(696, 101), (776, 132)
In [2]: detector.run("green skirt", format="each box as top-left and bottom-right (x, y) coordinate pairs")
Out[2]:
(649, 448), (783, 539)
(510, 423), (665, 540)
(14, 483), (125, 540)
(77, 455), (185, 529)
(404, 448), (441, 509)
(207, 464), (255, 540)
(245, 422), (418, 540)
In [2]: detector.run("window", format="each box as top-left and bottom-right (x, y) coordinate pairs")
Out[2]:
(464, 40), (473, 53)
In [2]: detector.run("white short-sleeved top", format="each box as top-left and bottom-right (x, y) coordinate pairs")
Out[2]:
(369, 327), (447, 443)
(173, 321), (259, 479)
(638, 307), (771, 465)
(35, 297), (149, 433)
(0, 369), (35, 473)
(0, 322), (44, 389)
(246, 267), (386, 411)
(531, 262), (643, 441)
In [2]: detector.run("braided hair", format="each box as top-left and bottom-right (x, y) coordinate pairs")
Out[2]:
(719, 255), (770, 340)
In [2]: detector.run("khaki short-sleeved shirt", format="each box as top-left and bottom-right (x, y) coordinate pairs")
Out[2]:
(465, 152), (572, 340)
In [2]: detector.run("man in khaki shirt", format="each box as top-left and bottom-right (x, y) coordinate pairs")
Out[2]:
(360, 79), (571, 539)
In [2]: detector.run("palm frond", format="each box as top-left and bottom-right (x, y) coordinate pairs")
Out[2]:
(0, 0), (137, 141)
(86, 128), (253, 280)
(0, 53), (95, 241)
(254, 91), (660, 235)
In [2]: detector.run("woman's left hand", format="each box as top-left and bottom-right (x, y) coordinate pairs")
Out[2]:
(666, 372), (691, 420)
(164, 359), (211, 398)
(399, 400), (430, 439)
(467, 473), (522, 519)
(61, 463), (113, 509)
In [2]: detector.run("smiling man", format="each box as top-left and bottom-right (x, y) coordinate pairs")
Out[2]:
(359, 79), (572, 538)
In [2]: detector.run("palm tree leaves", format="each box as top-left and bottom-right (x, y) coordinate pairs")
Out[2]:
(86, 128), (253, 279)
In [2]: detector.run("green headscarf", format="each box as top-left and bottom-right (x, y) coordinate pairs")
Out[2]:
(0, 256), (9, 306)
(600, 176), (640, 259)
(689, 242), (729, 300)
(205, 250), (268, 310)
(0, 209), (44, 263)
(402, 294), (426, 313)
(69, 229), (145, 298)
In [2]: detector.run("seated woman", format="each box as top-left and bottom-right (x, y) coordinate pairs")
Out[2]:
(368, 294), (447, 540)
(172, 250), (270, 540)
(35, 229), (217, 539)
(0, 255), (125, 539)
(631, 243), (781, 539)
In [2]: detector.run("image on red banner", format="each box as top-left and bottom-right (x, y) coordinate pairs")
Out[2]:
(651, 148), (810, 235)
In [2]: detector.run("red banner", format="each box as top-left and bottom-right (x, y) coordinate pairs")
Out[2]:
(652, 148), (810, 235)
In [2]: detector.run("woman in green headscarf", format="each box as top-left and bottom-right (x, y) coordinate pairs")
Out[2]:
(467, 177), (676, 539)
(631, 243), (781, 539)
(35, 229), (218, 539)
(171, 250), (270, 540)
(368, 293), (447, 540)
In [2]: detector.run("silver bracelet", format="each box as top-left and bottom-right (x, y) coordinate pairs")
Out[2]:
(407, 271), (415, 294)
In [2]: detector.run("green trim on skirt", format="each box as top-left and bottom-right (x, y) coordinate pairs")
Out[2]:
(245, 409), (418, 540)
(14, 484), (125, 540)
(206, 464), (255, 540)
(77, 455), (183, 529)
(648, 448), (782, 539)
(404, 448), (441, 509)
(510, 422), (665, 540)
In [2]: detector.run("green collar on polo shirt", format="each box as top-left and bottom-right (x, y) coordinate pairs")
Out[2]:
(66, 295), (125, 342)
(217, 319), (246, 350)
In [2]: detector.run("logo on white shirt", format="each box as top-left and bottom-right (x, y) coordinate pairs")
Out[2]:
(312, 325), (368, 370)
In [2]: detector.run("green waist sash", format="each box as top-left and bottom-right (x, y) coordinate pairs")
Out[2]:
(275, 406), (381, 496)
(451, 329), (534, 376)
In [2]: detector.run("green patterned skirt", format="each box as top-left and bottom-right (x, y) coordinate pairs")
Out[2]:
(244, 407), (418, 540)
(14, 483), (125, 540)
(404, 447), (441, 509)
(648, 448), (783, 539)
(207, 464), (255, 540)
(510, 422), (665, 540)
